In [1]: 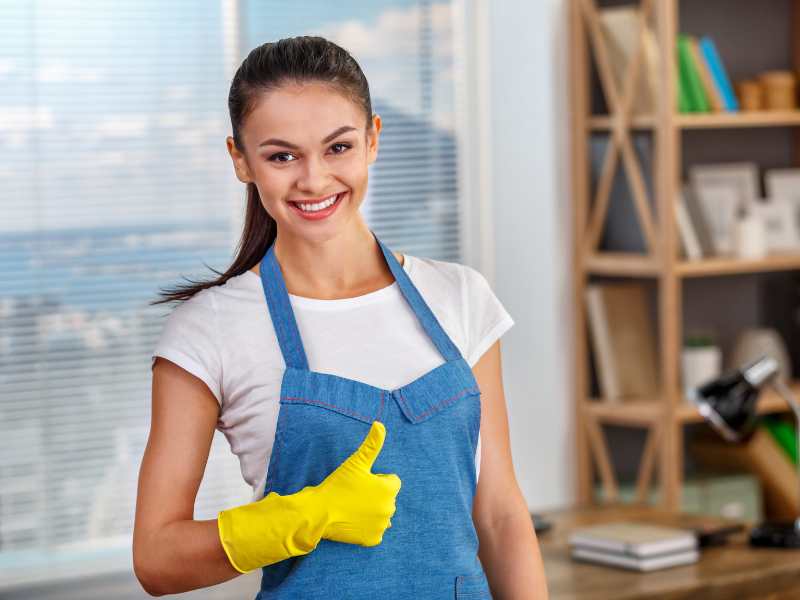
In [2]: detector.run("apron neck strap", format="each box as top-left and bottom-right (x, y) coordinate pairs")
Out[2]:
(259, 230), (463, 371)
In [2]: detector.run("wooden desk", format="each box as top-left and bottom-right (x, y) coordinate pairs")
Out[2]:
(538, 504), (800, 600)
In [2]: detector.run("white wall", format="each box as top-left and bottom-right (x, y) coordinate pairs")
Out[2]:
(486, 0), (573, 511)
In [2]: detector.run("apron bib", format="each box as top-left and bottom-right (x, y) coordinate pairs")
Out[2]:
(254, 231), (492, 600)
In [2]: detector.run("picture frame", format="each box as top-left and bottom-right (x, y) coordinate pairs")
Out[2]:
(754, 197), (800, 253)
(765, 168), (800, 237)
(689, 162), (759, 212)
(687, 180), (741, 256)
(688, 163), (760, 256)
(765, 168), (800, 202)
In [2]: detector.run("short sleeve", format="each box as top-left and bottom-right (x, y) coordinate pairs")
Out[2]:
(462, 265), (515, 367)
(151, 292), (223, 406)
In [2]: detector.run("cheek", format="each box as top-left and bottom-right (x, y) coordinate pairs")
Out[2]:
(338, 155), (369, 184)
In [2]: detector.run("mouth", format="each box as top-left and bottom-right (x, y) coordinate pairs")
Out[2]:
(287, 191), (347, 220)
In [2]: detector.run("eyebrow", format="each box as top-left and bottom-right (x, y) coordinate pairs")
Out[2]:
(258, 126), (358, 150)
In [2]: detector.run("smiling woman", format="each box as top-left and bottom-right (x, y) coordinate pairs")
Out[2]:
(137, 35), (546, 599)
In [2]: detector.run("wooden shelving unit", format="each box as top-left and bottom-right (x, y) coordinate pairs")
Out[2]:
(570, 0), (800, 510)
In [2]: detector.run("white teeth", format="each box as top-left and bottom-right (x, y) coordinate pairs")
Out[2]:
(294, 194), (339, 212)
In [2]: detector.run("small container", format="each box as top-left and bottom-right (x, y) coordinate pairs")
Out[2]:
(759, 70), (797, 110)
(682, 342), (723, 402)
(736, 79), (762, 111)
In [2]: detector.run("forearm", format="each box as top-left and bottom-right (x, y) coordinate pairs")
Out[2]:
(477, 511), (549, 600)
(135, 518), (240, 596)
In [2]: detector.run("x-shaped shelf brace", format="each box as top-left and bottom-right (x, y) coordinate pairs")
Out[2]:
(579, 0), (659, 260)
(585, 411), (663, 504)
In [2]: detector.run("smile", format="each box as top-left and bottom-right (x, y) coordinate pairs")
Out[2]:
(288, 192), (346, 220)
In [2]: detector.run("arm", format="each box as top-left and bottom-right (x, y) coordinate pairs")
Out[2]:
(471, 340), (549, 600)
(133, 357), (240, 596)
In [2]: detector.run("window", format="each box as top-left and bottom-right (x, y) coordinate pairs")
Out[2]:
(0, 0), (466, 588)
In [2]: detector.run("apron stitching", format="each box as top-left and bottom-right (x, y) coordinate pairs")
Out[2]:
(377, 390), (385, 420)
(399, 386), (480, 421)
(265, 418), (282, 495)
(281, 396), (375, 422)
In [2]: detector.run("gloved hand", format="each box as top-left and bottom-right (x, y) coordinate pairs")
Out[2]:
(217, 420), (401, 574)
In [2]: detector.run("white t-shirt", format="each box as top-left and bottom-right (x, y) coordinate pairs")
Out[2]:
(151, 253), (514, 502)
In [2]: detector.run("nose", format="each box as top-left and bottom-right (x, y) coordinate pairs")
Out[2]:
(295, 152), (331, 194)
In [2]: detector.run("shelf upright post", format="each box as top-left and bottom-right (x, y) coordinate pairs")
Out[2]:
(654, 0), (683, 510)
(570, 0), (592, 505)
(793, 0), (800, 165)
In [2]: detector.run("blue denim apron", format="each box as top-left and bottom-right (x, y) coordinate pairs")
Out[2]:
(255, 231), (493, 600)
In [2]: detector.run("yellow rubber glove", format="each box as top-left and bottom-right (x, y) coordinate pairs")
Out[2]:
(217, 420), (401, 574)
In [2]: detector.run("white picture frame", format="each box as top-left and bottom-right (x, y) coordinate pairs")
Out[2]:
(765, 168), (800, 202)
(765, 169), (800, 238)
(689, 181), (741, 256)
(688, 162), (761, 256)
(754, 197), (800, 253)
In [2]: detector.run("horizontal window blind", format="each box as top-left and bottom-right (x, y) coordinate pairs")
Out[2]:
(244, 0), (463, 259)
(0, 0), (464, 590)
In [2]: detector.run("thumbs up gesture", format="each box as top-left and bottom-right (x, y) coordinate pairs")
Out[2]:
(315, 421), (402, 546)
(216, 421), (402, 574)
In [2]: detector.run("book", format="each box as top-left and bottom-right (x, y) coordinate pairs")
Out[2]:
(677, 34), (710, 112)
(699, 36), (739, 111)
(676, 51), (691, 113)
(689, 37), (723, 112)
(599, 6), (659, 115)
(568, 522), (698, 557)
(585, 283), (659, 401)
(675, 190), (704, 260)
(571, 546), (700, 572)
(763, 416), (798, 465)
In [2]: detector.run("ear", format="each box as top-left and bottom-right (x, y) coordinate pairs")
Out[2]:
(226, 136), (253, 183)
(366, 114), (382, 166)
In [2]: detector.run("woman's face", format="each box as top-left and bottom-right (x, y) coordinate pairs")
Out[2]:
(227, 81), (381, 243)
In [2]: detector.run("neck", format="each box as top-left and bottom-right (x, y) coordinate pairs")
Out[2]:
(270, 220), (397, 300)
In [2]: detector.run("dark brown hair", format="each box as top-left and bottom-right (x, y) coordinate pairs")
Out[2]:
(150, 35), (373, 306)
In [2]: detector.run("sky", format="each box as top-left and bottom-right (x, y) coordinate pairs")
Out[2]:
(0, 0), (457, 233)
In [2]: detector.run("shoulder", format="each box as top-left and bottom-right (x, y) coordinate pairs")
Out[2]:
(405, 254), (468, 290)
(405, 254), (492, 302)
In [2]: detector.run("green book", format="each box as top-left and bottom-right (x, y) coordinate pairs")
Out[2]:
(677, 34), (709, 112)
(677, 58), (691, 113)
(763, 418), (798, 465)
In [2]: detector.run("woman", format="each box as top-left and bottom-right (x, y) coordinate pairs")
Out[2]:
(133, 36), (547, 599)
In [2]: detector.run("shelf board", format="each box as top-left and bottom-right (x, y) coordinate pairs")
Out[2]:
(588, 110), (800, 131)
(585, 252), (660, 277)
(585, 382), (796, 426)
(587, 115), (655, 130)
(677, 253), (800, 277)
(677, 110), (800, 129)
(585, 400), (662, 425)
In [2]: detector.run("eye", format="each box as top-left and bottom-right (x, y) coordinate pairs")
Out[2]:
(330, 142), (351, 154)
(267, 152), (295, 163)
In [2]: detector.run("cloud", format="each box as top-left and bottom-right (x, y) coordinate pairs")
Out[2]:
(312, 3), (457, 131)
(317, 4), (453, 61)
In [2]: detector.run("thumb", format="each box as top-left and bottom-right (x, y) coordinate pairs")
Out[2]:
(346, 420), (386, 472)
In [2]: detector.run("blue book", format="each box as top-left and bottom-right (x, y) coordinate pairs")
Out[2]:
(699, 36), (739, 111)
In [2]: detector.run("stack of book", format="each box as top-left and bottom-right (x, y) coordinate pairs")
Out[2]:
(676, 34), (738, 114)
(568, 522), (700, 571)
